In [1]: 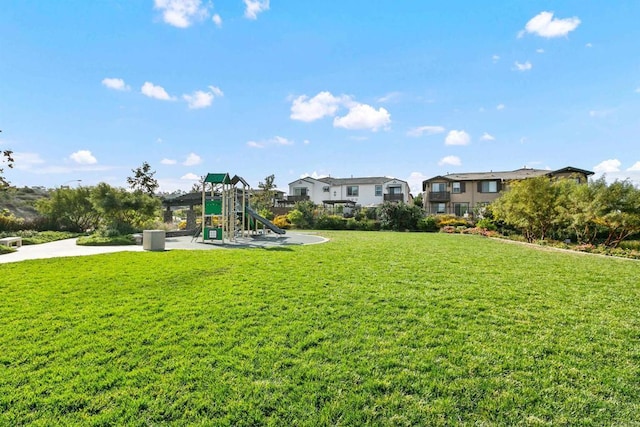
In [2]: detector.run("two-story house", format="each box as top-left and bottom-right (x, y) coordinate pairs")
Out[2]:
(287, 176), (411, 208)
(422, 166), (594, 216)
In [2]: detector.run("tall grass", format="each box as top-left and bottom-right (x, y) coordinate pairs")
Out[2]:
(1, 232), (638, 425)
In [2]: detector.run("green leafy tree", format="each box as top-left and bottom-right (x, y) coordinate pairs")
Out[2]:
(492, 176), (562, 242)
(554, 178), (603, 244)
(592, 179), (640, 247)
(127, 161), (159, 195)
(378, 201), (423, 231)
(90, 183), (160, 234)
(253, 174), (277, 211)
(36, 186), (101, 232)
(1, 130), (14, 188)
(287, 200), (316, 229)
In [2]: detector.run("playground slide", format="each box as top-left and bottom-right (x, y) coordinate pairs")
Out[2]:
(246, 206), (286, 235)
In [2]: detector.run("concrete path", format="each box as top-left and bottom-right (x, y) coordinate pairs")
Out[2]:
(0, 232), (328, 264)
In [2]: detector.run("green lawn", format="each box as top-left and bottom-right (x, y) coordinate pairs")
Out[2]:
(1, 232), (639, 425)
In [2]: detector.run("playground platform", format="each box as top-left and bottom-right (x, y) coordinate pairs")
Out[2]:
(0, 232), (328, 264)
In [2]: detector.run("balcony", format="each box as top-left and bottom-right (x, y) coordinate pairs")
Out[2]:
(286, 195), (310, 202)
(429, 191), (451, 202)
(383, 193), (404, 202)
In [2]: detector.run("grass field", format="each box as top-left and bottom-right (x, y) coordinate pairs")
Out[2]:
(1, 232), (639, 425)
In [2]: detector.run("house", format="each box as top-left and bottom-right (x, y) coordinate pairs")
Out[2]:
(421, 166), (594, 216)
(287, 176), (411, 208)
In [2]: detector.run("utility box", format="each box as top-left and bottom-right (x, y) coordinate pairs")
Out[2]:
(143, 230), (166, 251)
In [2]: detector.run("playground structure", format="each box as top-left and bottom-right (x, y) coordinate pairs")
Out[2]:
(200, 173), (286, 243)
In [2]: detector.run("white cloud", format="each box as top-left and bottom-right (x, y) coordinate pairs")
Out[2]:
(445, 130), (470, 146)
(141, 82), (173, 100)
(244, 0), (269, 20)
(272, 136), (294, 145)
(492, 54), (500, 63)
(480, 132), (495, 141)
(585, 42), (593, 48)
(247, 141), (264, 148)
(520, 11), (581, 38)
(407, 126), (446, 137)
(514, 61), (533, 71)
(212, 14), (222, 27)
(438, 156), (462, 166)
(182, 86), (223, 109)
(627, 162), (640, 171)
(333, 104), (391, 131)
(290, 91), (350, 122)
(154, 0), (209, 28)
(635, 87), (640, 94)
(303, 139), (310, 145)
(594, 159), (621, 173)
(496, 104), (505, 110)
(183, 152), (202, 166)
(161, 158), (177, 165)
(589, 109), (613, 118)
(70, 150), (97, 165)
(181, 172), (201, 180)
(300, 171), (328, 180)
(12, 152), (45, 170)
(407, 172), (429, 194)
(101, 77), (130, 91)
(536, 48), (545, 54)
(377, 92), (401, 103)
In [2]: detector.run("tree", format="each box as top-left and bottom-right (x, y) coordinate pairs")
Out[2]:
(378, 201), (423, 231)
(1, 130), (14, 188)
(36, 186), (101, 232)
(127, 161), (159, 195)
(592, 179), (640, 247)
(253, 174), (277, 211)
(90, 183), (161, 234)
(492, 176), (561, 242)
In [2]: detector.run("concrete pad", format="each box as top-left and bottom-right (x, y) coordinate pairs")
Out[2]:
(0, 232), (328, 264)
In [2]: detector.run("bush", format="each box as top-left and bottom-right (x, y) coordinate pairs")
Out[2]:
(418, 216), (438, 232)
(476, 218), (497, 231)
(77, 234), (136, 246)
(0, 210), (23, 232)
(315, 215), (346, 230)
(273, 215), (291, 230)
(436, 215), (470, 228)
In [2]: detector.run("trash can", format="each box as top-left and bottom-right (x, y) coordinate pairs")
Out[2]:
(143, 230), (165, 251)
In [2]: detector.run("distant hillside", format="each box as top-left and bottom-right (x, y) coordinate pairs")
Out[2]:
(0, 186), (50, 220)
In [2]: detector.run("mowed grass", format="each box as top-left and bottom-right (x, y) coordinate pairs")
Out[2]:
(1, 232), (639, 425)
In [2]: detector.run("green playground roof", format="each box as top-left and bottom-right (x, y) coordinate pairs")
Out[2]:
(204, 173), (231, 184)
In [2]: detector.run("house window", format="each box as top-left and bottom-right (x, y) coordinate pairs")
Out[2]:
(432, 182), (446, 192)
(388, 185), (402, 195)
(294, 187), (308, 196)
(452, 182), (465, 193)
(323, 186), (330, 192)
(479, 181), (498, 193)
(454, 203), (469, 217)
(375, 185), (382, 197)
(347, 186), (359, 197)
(433, 203), (446, 214)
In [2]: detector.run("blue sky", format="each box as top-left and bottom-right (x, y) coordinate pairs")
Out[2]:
(1, 0), (639, 194)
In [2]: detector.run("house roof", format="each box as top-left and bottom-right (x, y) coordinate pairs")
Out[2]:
(317, 176), (407, 186)
(204, 173), (231, 184)
(421, 166), (594, 191)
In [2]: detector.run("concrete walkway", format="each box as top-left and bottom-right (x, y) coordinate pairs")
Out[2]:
(0, 232), (328, 264)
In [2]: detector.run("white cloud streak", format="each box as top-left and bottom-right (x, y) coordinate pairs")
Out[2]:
(594, 159), (621, 173)
(244, 0), (269, 20)
(519, 11), (581, 38)
(333, 104), (391, 131)
(438, 156), (462, 166)
(183, 85), (223, 109)
(141, 82), (174, 100)
(101, 78), (130, 91)
(480, 132), (495, 141)
(407, 126), (446, 137)
(70, 150), (97, 165)
(445, 130), (470, 146)
(514, 61), (532, 71)
(183, 152), (202, 166)
(290, 91), (350, 122)
(154, 0), (209, 28)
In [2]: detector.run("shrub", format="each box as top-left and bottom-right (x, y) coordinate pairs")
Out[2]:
(476, 218), (497, 231)
(273, 215), (291, 230)
(418, 216), (438, 232)
(436, 215), (470, 228)
(315, 215), (346, 230)
(77, 234), (136, 246)
(0, 210), (23, 232)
